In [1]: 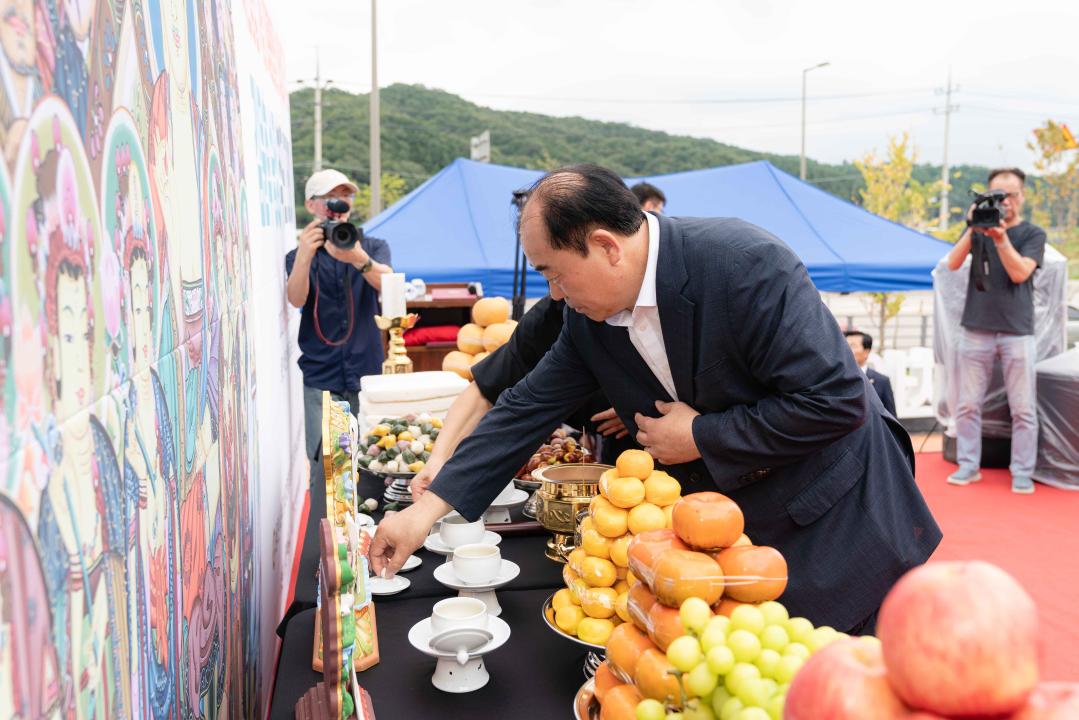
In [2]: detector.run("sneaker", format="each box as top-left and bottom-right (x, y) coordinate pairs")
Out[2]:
(1011, 476), (1035, 494)
(947, 468), (982, 486)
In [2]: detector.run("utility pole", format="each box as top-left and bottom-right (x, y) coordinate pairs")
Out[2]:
(313, 48), (322, 172)
(369, 0), (382, 217)
(935, 71), (960, 229)
(800, 61), (830, 180)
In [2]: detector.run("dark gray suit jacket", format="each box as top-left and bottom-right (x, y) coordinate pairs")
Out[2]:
(866, 368), (897, 417)
(430, 215), (941, 631)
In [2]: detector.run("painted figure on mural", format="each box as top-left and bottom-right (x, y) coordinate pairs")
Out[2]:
(38, 0), (95, 138)
(113, 138), (181, 720)
(0, 494), (62, 718)
(28, 122), (131, 719)
(0, 0), (42, 165)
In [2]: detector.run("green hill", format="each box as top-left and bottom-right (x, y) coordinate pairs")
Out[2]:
(289, 83), (990, 223)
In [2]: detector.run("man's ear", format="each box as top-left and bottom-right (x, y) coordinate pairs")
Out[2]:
(588, 228), (622, 266)
(304, 198), (319, 217)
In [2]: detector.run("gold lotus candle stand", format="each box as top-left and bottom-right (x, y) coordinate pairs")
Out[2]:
(374, 313), (419, 374)
(532, 463), (610, 563)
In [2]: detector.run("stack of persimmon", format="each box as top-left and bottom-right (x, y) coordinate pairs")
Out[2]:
(549, 450), (683, 646)
(590, 490), (835, 720)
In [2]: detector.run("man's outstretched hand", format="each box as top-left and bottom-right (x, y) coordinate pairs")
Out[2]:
(369, 491), (453, 577)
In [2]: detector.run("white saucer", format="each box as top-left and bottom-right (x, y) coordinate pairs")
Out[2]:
(408, 615), (511, 659)
(369, 574), (410, 596)
(423, 531), (503, 556)
(433, 559), (520, 591)
(400, 554), (422, 572)
(488, 488), (529, 509)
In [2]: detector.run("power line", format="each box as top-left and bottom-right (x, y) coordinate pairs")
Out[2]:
(424, 88), (937, 106)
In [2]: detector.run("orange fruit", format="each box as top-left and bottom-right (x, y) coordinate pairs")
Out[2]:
(582, 587), (618, 619)
(555, 605), (585, 634)
(627, 582), (658, 632)
(612, 579), (630, 595)
(715, 545), (788, 603)
(625, 569), (639, 587)
(581, 529), (612, 559)
(591, 495), (615, 514)
(733, 533), (752, 547)
(593, 503), (630, 538)
(580, 556), (618, 588)
(627, 529), (689, 581)
(568, 547), (588, 575)
(628, 502), (666, 534)
(605, 622), (655, 681)
(647, 602), (685, 651)
(552, 588), (575, 611)
(663, 504), (675, 529)
(672, 492), (745, 550)
(599, 468), (619, 499)
(651, 549), (725, 607)
(593, 662), (621, 704)
(614, 592), (630, 623)
(644, 471), (682, 507)
(609, 534), (633, 568)
(607, 476), (646, 509)
(616, 449), (655, 480)
(578, 515), (595, 535)
(471, 296), (511, 327)
(598, 683), (643, 720)
(578, 617), (615, 645)
(634, 648), (682, 706)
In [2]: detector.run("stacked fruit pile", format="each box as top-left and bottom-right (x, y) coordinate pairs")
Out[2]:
(591, 489), (844, 720)
(549, 450), (684, 647)
(785, 561), (1079, 720)
(515, 428), (590, 480)
(442, 297), (517, 380)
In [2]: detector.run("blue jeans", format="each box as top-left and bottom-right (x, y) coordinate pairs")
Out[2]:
(955, 328), (1038, 477)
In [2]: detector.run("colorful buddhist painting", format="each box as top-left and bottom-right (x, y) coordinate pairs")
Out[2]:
(0, 0), (300, 718)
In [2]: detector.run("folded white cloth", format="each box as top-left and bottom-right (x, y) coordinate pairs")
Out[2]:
(359, 394), (457, 419)
(360, 371), (467, 403)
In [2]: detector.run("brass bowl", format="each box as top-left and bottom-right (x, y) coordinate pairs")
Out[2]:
(532, 463), (610, 562)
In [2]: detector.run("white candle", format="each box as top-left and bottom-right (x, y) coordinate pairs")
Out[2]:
(381, 273), (407, 317)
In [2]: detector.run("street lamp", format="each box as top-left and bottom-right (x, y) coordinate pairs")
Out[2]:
(800, 61), (830, 181)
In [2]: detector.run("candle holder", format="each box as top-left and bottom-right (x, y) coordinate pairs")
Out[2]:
(374, 313), (420, 374)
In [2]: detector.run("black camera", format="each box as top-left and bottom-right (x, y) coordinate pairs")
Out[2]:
(321, 198), (360, 249)
(968, 189), (1009, 229)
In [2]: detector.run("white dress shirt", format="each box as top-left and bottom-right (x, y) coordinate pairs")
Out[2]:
(606, 212), (678, 400)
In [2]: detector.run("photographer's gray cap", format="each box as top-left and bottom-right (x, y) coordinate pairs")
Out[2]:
(305, 169), (359, 200)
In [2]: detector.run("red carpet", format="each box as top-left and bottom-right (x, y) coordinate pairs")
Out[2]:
(915, 452), (1079, 680)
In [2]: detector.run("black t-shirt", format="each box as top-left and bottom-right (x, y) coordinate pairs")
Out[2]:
(960, 221), (1046, 336)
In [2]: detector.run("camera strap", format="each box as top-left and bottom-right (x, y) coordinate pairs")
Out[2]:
(313, 257), (356, 347)
(971, 232), (990, 292)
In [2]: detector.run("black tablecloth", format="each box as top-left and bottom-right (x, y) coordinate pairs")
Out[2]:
(269, 587), (587, 720)
(270, 459), (581, 718)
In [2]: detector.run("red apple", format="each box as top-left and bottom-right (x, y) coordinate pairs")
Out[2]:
(877, 561), (1040, 717)
(784, 636), (909, 720)
(1010, 682), (1079, 719)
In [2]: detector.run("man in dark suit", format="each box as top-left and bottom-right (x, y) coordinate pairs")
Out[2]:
(844, 331), (897, 416)
(371, 165), (941, 633)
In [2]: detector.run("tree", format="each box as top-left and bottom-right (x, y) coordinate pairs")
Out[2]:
(854, 133), (943, 351)
(1026, 120), (1079, 278)
(353, 173), (408, 222)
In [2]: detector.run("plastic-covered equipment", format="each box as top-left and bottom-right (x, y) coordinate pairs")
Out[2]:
(932, 245), (1069, 440)
(1034, 348), (1079, 489)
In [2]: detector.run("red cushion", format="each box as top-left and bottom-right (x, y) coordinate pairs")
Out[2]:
(403, 325), (461, 347)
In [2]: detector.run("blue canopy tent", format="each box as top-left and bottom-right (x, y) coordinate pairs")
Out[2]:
(363, 157), (951, 298)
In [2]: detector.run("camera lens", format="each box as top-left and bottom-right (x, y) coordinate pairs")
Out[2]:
(322, 220), (359, 249)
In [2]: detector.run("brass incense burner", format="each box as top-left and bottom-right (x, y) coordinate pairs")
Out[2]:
(532, 463), (610, 563)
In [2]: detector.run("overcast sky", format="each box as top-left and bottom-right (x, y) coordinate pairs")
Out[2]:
(265, 0), (1079, 174)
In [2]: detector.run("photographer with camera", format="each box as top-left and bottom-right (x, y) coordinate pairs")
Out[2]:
(286, 169), (393, 459)
(945, 168), (1046, 494)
